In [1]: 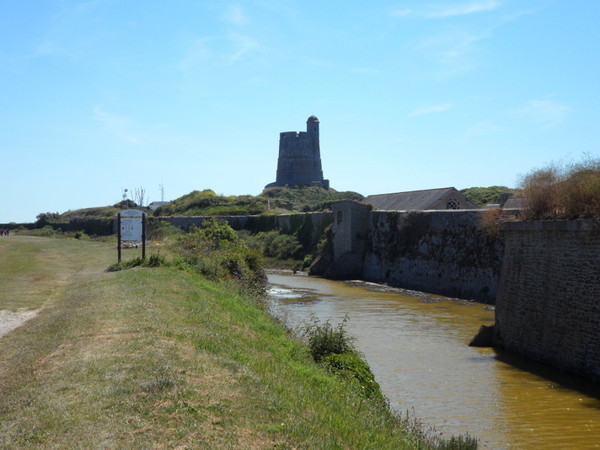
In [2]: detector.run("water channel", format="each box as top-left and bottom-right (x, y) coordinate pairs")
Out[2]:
(267, 273), (600, 448)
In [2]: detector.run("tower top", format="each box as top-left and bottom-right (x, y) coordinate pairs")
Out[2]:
(307, 115), (319, 123)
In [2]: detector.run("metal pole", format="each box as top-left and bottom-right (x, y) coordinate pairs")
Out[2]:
(117, 213), (122, 263)
(142, 214), (146, 260)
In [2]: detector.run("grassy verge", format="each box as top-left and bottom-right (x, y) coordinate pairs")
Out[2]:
(0, 236), (474, 448)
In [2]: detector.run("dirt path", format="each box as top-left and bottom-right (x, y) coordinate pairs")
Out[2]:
(0, 235), (115, 338)
(0, 309), (38, 338)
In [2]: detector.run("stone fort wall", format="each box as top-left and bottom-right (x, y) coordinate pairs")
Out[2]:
(363, 209), (503, 303)
(494, 220), (600, 381)
(322, 202), (503, 303)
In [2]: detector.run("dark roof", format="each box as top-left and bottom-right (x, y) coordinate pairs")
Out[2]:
(363, 187), (474, 211)
(503, 197), (527, 209)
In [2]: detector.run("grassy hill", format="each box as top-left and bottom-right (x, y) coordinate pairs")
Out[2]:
(153, 186), (364, 216)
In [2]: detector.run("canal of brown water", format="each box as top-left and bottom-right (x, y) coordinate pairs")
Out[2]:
(267, 273), (600, 448)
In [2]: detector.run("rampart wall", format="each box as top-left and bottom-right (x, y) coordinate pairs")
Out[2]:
(362, 210), (503, 303)
(319, 202), (503, 303)
(494, 220), (600, 381)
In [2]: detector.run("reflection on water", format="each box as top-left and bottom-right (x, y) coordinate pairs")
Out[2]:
(267, 273), (600, 449)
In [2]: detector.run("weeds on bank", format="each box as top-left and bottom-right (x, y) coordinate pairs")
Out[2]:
(302, 316), (356, 362)
(106, 254), (167, 271)
(301, 316), (478, 449)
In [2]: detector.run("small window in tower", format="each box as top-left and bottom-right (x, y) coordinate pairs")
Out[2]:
(337, 210), (343, 224)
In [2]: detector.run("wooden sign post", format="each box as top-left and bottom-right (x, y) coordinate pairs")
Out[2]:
(116, 209), (146, 263)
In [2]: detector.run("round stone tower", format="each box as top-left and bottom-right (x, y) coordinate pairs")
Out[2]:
(265, 116), (329, 189)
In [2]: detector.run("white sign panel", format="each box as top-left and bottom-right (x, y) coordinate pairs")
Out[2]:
(119, 209), (145, 241)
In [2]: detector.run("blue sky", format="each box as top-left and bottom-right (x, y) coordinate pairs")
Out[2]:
(2, 0), (599, 223)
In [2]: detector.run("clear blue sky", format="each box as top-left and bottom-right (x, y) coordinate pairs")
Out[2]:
(2, 0), (599, 223)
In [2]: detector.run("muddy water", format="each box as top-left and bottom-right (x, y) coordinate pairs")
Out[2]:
(267, 273), (600, 449)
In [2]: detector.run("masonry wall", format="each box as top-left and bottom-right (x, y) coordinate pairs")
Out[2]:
(362, 210), (503, 303)
(494, 220), (600, 381)
(322, 201), (371, 279)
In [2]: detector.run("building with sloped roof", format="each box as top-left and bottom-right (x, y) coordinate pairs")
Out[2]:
(363, 187), (479, 211)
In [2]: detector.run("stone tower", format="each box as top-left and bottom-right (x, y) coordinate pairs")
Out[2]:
(265, 115), (329, 189)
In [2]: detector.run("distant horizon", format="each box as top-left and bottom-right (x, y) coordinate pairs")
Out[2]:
(2, 1), (598, 223)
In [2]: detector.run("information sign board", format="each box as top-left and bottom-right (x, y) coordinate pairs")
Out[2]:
(120, 209), (145, 241)
(115, 209), (147, 263)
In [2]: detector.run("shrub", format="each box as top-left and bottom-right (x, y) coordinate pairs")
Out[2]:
(249, 230), (302, 259)
(559, 163), (600, 218)
(302, 316), (355, 363)
(478, 208), (518, 236)
(322, 352), (384, 402)
(461, 186), (513, 206)
(107, 257), (144, 272)
(146, 220), (182, 240)
(106, 255), (168, 272)
(172, 219), (266, 295)
(519, 157), (600, 220)
(520, 164), (562, 219)
(146, 254), (167, 267)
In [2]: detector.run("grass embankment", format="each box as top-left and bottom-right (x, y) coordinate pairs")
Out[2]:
(0, 236), (462, 448)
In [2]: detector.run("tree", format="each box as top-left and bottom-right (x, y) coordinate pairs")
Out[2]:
(461, 186), (513, 206)
(134, 187), (147, 207)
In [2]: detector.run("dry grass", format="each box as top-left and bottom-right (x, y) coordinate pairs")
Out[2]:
(478, 208), (519, 236)
(519, 157), (600, 220)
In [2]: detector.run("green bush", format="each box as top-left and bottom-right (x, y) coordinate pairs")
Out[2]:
(172, 219), (265, 295)
(146, 220), (182, 240)
(302, 316), (355, 363)
(245, 230), (302, 260)
(461, 186), (513, 206)
(322, 352), (384, 402)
